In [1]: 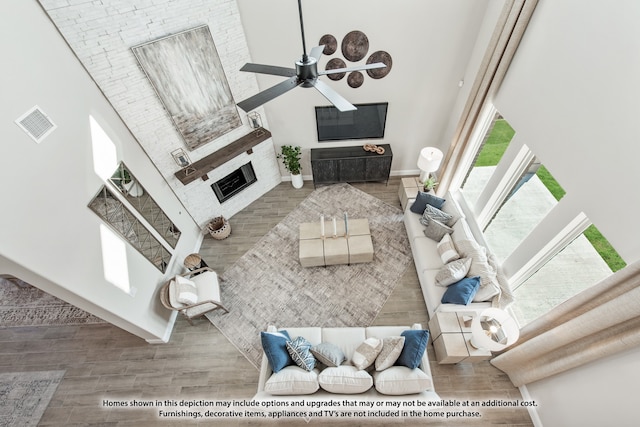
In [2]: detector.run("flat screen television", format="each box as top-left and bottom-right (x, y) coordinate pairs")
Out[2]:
(315, 102), (388, 141)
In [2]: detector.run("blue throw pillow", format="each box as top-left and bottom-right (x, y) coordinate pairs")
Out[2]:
(395, 329), (430, 369)
(286, 336), (316, 371)
(441, 276), (481, 305)
(260, 330), (292, 373)
(409, 191), (446, 214)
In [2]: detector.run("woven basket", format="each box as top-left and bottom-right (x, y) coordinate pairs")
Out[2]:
(207, 216), (231, 240)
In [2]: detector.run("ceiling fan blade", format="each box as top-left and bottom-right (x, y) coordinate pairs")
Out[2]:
(310, 79), (357, 112)
(240, 63), (297, 77)
(237, 75), (302, 112)
(309, 45), (324, 61)
(319, 62), (386, 75)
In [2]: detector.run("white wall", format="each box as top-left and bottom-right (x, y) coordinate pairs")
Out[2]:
(0, 1), (202, 342)
(237, 0), (490, 175)
(493, 0), (640, 424)
(525, 346), (640, 427)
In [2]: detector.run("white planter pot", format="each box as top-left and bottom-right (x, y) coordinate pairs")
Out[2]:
(291, 173), (304, 189)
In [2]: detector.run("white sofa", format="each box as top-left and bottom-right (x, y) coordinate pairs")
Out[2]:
(403, 189), (513, 318)
(254, 324), (440, 405)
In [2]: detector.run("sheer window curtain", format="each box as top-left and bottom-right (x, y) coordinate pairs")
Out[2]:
(438, 0), (538, 195)
(491, 260), (640, 387)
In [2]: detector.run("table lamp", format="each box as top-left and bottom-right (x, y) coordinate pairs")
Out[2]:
(469, 308), (519, 352)
(417, 147), (443, 182)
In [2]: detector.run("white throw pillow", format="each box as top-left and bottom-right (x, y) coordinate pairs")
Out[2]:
(264, 365), (319, 395)
(373, 366), (433, 395)
(474, 279), (501, 302)
(318, 365), (373, 394)
(473, 253), (502, 302)
(435, 257), (472, 287)
(437, 234), (460, 264)
(455, 239), (498, 287)
(352, 337), (383, 370)
(175, 276), (198, 305)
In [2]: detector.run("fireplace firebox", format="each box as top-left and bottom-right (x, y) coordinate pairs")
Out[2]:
(211, 162), (257, 203)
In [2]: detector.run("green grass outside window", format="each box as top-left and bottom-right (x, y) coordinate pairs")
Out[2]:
(475, 119), (625, 272)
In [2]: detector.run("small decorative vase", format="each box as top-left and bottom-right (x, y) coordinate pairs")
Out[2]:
(291, 173), (304, 189)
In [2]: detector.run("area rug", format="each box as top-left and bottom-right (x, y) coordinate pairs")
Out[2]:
(0, 370), (65, 427)
(0, 277), (106, 327)
(205, 183), (412, 369)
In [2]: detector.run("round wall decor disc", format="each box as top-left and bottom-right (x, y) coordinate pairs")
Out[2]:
(366, 51), (393, 79)
(325, 58), (347, 81)
(341, 30), (369, 62)
(319, 34), (338, 55)
(348, 71), (364, 88)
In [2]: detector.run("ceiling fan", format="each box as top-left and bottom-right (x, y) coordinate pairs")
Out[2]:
(236, 0), (386, 113)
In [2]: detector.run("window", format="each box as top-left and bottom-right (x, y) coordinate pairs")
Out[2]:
(462, 114), (559, 263)
(512, 223), (619, 325)
(108, 163), (181, 248)
(89, 163), (179, 273)
(89, 186), (172, 273)
(482, 153), (562, 264)
(461, 111), (626, 326)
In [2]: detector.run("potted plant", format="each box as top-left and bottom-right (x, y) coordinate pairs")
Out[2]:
(278, 145), (303, 189)
(120, 167), (144, 197)
(423, 176), (438, 192)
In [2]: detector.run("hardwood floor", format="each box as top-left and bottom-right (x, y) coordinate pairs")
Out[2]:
(0, 178), (533, 426)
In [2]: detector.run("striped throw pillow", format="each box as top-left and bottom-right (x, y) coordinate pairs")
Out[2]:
(437, 234), (460, 264)
(286, 336), (316, 371)
(175, 276), (198, 305)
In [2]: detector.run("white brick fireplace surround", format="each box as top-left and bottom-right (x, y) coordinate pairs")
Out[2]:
(38, 0), (281, 226)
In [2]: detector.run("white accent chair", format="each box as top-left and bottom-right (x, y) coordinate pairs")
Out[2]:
(160, 267), (228, 324)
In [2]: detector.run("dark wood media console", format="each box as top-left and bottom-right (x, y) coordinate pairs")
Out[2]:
(310, 144), (393, 187)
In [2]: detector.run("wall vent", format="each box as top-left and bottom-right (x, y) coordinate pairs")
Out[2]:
(15, 105), (57, 143)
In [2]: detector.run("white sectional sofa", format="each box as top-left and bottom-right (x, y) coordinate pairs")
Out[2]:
(254, 324), (440, 405)
(403, 189), (513, 318)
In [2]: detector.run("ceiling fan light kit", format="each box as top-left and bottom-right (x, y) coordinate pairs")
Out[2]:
(237, 0), (386, 113)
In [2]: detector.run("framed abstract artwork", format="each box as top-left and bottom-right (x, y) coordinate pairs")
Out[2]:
(132, 25), (241, 150)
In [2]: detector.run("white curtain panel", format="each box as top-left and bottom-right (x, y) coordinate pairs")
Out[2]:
(437, 0), (538, 194)
(491, 260), (640, 387)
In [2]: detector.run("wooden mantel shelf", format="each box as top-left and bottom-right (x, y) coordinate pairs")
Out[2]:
(174, 128), (272, 185)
